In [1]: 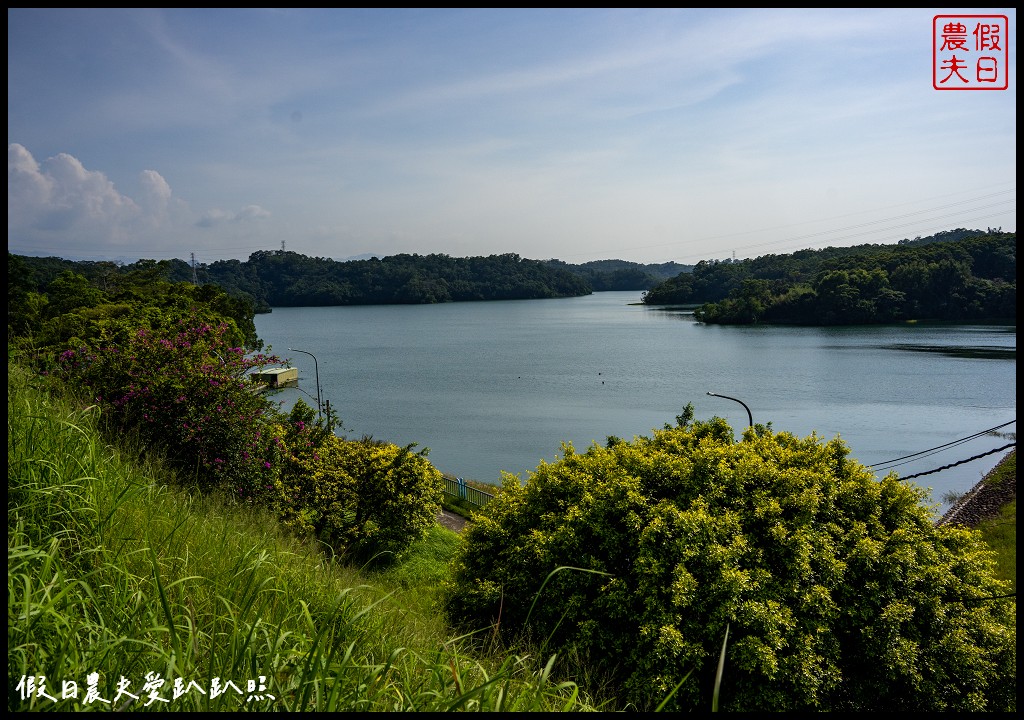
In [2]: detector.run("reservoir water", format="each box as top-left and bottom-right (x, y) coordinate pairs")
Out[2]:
(254, 291), (1016, 514)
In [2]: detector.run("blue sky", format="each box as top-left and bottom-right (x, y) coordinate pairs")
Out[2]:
(7, 8), (1016, 266)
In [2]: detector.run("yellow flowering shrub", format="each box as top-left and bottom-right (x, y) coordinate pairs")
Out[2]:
(279, 429), (443, 562)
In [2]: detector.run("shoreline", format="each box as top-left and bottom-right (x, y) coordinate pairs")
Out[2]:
(937, 450), (1016, 528)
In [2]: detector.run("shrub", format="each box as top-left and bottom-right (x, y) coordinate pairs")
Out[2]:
(279, 432), (444, 562)
(55, 314), (283, 502)
(444, 417), (1016, 712)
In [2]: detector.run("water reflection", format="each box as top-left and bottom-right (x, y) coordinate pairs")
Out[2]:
(887, 345), (1016, 360)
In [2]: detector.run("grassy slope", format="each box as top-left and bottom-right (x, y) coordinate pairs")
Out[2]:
(7, 364), (598, 712)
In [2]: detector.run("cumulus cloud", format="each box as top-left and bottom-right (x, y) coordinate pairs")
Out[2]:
(8, 143), (55, 227)
(8, 143), (269, 257)
(236, 204), (271, 221)
(7, 143), (174, 247)
(137, 168), (173, 219)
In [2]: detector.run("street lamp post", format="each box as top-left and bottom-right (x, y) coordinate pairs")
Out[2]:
(288, 348), (322, 420)
(707, 391), (753, 428)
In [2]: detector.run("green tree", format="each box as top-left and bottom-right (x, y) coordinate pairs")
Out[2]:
(445, 418), (1016, 711)
(46, 270), (106, 317)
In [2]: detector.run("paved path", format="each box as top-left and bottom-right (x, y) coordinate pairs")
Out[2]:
(437, 508), (469, 534)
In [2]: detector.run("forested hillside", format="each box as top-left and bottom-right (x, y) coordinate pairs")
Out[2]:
(216, 251), (593, 307)
(11, 251), (593, 311)
(10, 251), (692, 312)
(10, 227), (1012, 320)
(543, 258), (693, 290)
(641, 229), (1015, 325)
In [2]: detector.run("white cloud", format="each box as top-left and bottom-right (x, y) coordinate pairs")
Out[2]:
(138, 169), (173, 218)
(7, 143), (53, 227)
(8, 143), (271, 258)
(7, 143), (168, 245)
(236, 204), (271, 221)
(195, 208), (231, 228)
(45, 152), (138, 225)
(196, 203), (271, 228)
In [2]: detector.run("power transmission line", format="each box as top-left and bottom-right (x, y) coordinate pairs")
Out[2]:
(867, 420), (1016, 472)
(566, 183), (1015, 263)
(897, 443), (1016, 481)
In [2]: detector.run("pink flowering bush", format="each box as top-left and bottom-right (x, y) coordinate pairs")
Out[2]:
(21, 270), (445, 563)
(49, 303), (444, 561)
(56, 315), (284, 502)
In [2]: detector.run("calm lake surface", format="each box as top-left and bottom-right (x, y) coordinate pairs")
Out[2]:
(255, 291), (1016, 514)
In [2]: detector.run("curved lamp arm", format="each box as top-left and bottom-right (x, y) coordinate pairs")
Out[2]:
(288, 347), (322, 420)
(707, 391), (752, 428)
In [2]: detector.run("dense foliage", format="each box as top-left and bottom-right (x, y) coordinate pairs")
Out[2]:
(444, 416), (1017, 711)
(279, 400), (444, 562)
(8, 367), (590, 712)
(543, 259), (693, 291)
(54, 316), (285, 503)
(8, 257), (261, 350)
(641, 230), (1015, 325)
(11, 251), (696, 312)
(10, 251), (593, 311)
(9, 260), (444, 562)
(196, 251), (594, 307)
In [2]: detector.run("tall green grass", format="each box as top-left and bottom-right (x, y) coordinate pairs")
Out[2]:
(7, 364), (598, 711)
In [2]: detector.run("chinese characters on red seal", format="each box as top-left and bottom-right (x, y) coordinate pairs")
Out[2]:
(934, 15), (1009, 90)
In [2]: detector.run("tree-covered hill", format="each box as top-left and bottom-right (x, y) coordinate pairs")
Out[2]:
(226, 251), (592, 306)
(10, 251), (692, 309)
(641, 229), (1015, 325)
(10, 227), (1011, 319)
(11, 251), (594, 311)
(543, 258), (693, 291)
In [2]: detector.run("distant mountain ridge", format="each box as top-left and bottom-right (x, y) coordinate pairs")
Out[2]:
(9, 227), (1005, 317)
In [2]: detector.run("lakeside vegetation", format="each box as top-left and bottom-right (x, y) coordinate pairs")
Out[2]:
(642, 229), (1015, 325)
(445, 411), (1016, 711)
(7, 235), (1016, 711)
(8, 366), (595, 711)
(9, 363), (1016, 712)
(11, 228), (1012, 327)
(10, 251), (690, 314)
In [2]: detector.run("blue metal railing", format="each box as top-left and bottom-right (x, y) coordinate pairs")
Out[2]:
(443, 476), (495, 509)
